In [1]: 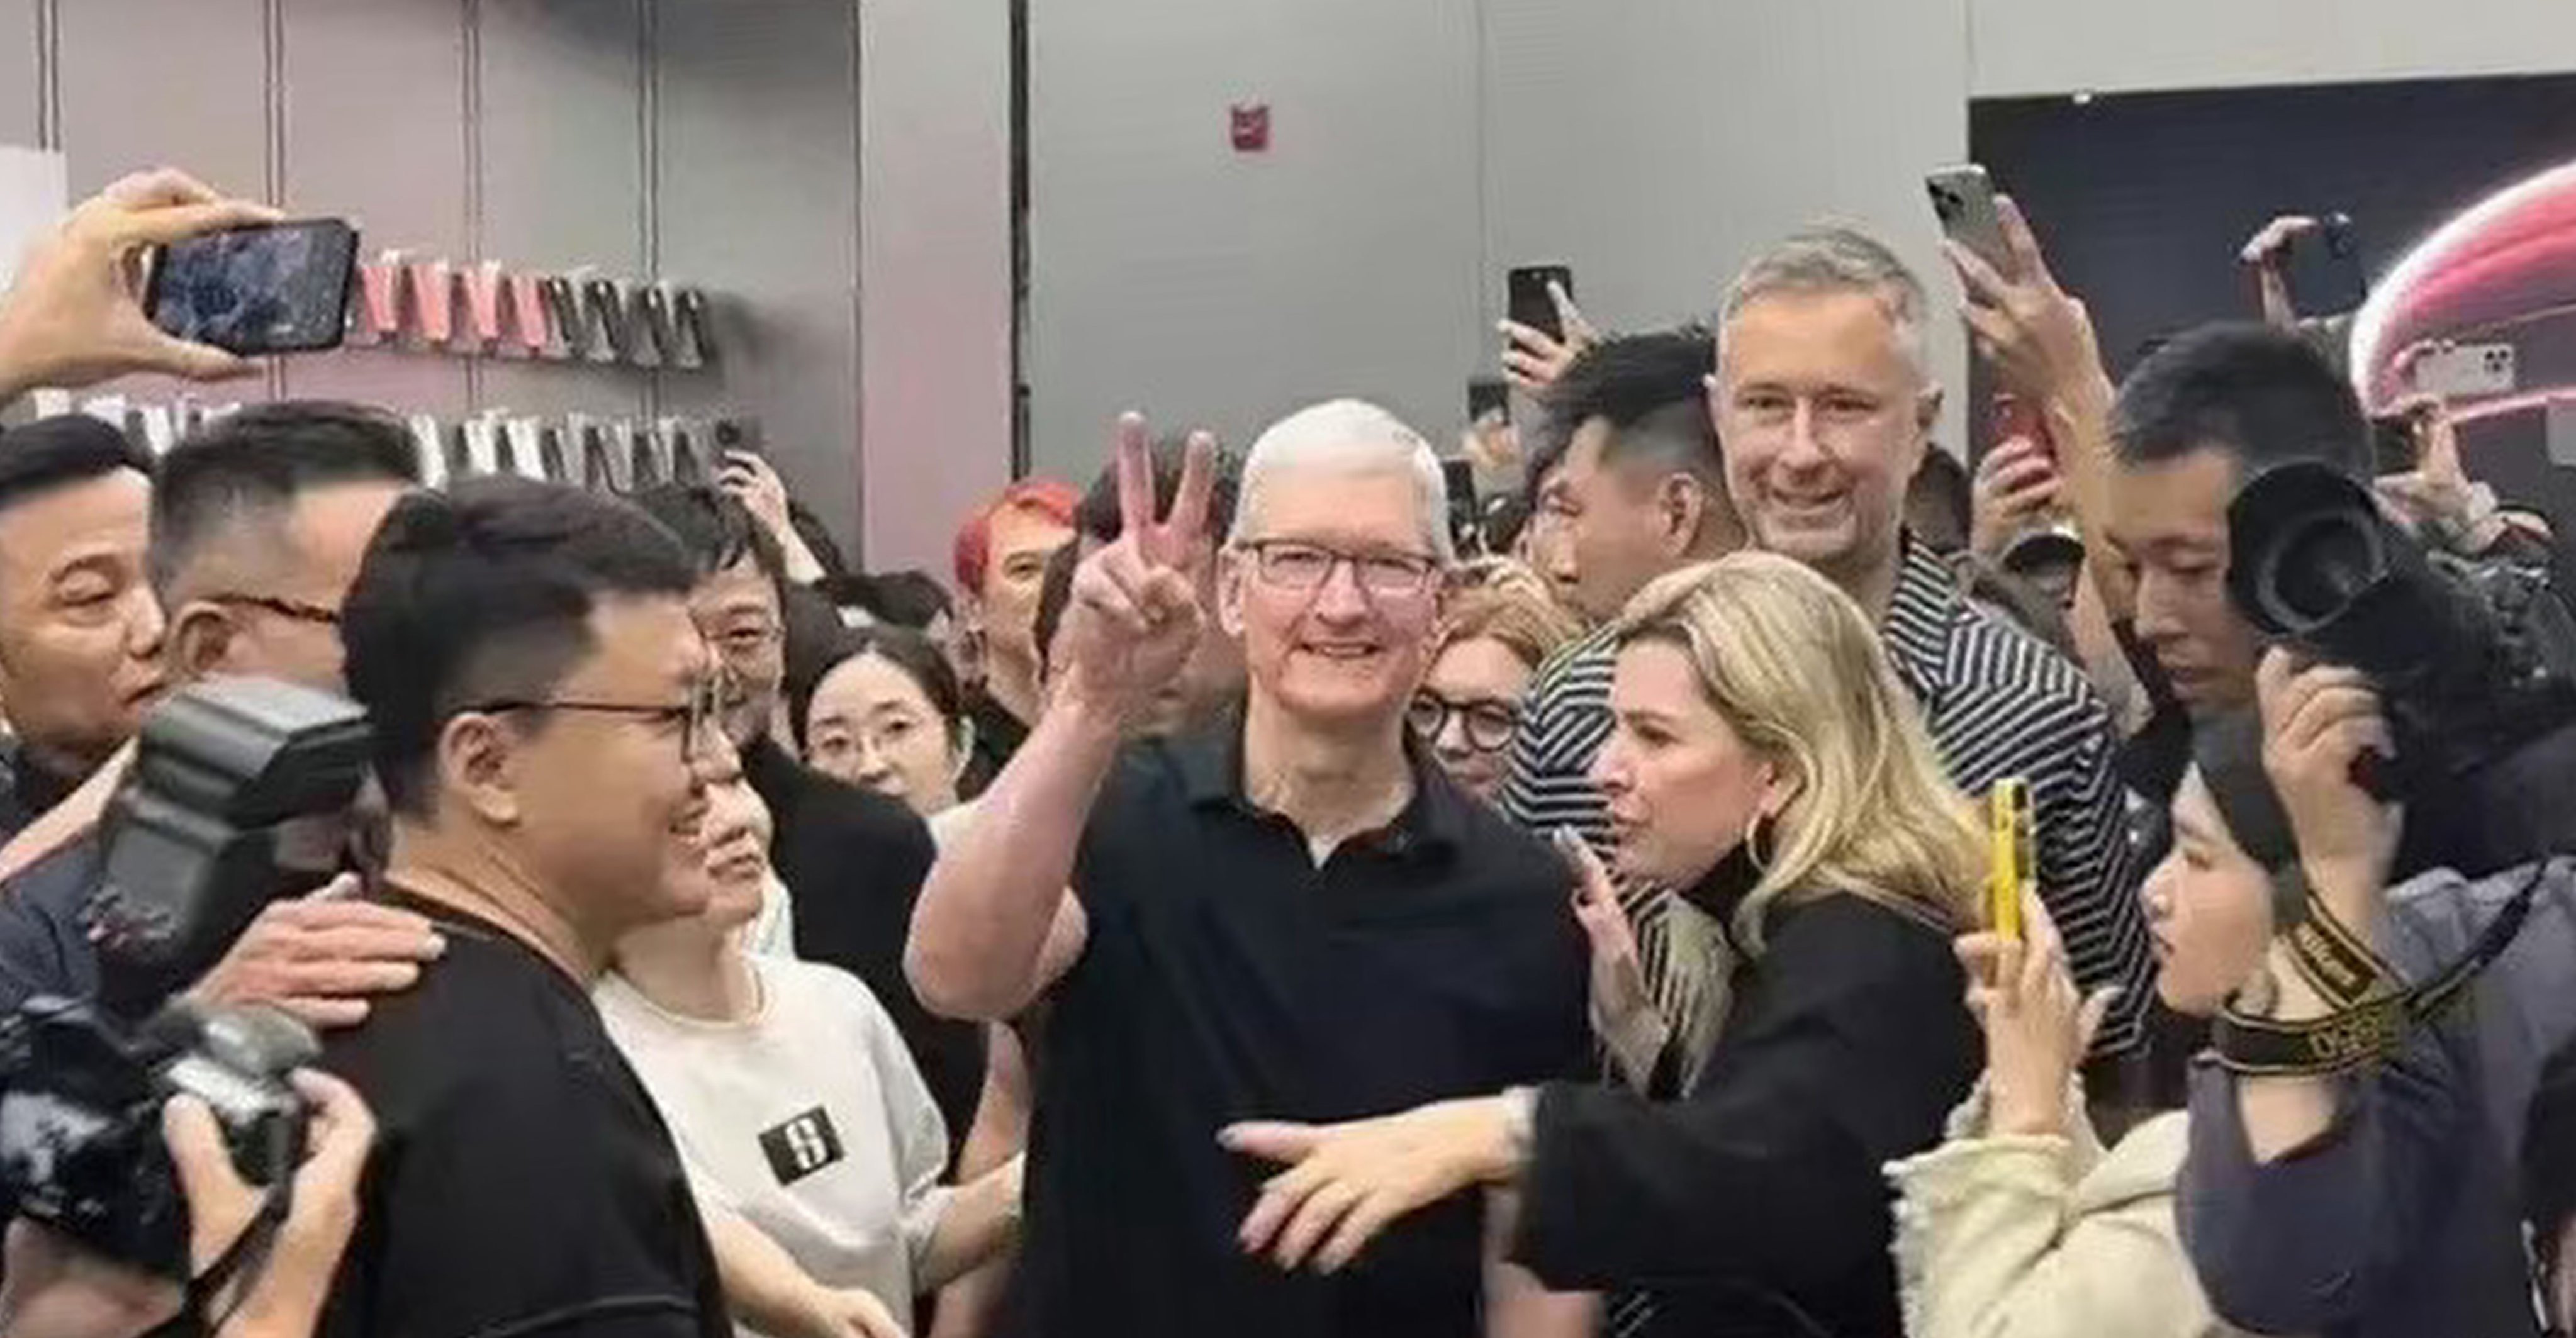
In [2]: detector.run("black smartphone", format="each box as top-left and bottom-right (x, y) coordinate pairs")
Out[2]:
(1507, 265), (1574, 343)
(1468, 376), (1510, 426)
(2285, 212), (2368, 317)
(2370, 415), (2419, 475)
(1442, 458), (1481, 557)
(145, 219), (359, 355)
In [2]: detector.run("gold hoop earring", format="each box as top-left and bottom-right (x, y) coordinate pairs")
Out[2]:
(1742, 813), (1772, 874)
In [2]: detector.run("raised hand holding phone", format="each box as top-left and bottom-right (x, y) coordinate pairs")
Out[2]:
(1058, 414), (1218, 720)
(1954, 889), (2117, 1139)
(0, 169), (283, 403)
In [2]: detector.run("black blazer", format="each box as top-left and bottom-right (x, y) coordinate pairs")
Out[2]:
(1513, 886), (1979, 1338)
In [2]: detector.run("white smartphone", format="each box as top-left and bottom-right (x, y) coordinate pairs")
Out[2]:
(1926, 164), (2015, 278)
(2412, 342), (2518, 400)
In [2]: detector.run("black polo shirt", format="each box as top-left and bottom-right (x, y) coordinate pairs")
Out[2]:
(317, 892), (729, 1338)
(1016, 722), (1589, 1338)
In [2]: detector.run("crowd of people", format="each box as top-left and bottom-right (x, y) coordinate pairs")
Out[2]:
(0, 153), (2568, 1338)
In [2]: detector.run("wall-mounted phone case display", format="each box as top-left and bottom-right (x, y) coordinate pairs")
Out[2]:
(47, 391), (761, 501)
(349, 248), (715, 370)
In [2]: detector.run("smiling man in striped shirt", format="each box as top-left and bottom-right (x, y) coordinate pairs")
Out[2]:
(1707, 223), (2151, 1052)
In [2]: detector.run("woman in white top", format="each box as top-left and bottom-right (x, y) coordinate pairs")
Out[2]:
(598, 758), (1021, 1334)
(1886, 708), (2295, 1338)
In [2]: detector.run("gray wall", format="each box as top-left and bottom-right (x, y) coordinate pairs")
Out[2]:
(1024, 0), (2576, 485)
(4, 0), (936, 567)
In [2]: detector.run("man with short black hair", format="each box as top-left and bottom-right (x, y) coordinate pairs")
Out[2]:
(320, 476), (729, 1338)
(0, 401), (428, 1022)
(0, 415), (163, 842)
(2105, 321), (2377, 725)
(1502, 330), (1742, 854)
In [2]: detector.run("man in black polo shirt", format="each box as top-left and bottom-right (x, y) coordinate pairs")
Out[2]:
(909, 404), (1591, 1338)
(321, 478), (729, 1338)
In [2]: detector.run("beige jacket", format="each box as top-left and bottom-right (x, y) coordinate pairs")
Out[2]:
(1885, 1081), (2275, 1338)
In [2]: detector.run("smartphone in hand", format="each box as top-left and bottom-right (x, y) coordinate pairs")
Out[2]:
(1507, 265), (1575, 344)
(1468, 376), (1510, 426)
(1926, 165), (2015, 280)
(146, 219), (360, 355)
(1987, 778), (2035, 941)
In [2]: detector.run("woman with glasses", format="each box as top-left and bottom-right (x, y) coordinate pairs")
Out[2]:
(1218, 552), (1984, 1337)
(1409, 559), (1581, 803)
(790, 625), (977, 818)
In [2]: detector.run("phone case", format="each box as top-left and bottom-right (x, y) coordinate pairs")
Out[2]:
(540, 277), (583, 361)
(408, 260), (456, 347)
(357, 253), (408, 345)
(581, 275), (631, 365)
(671, 286), (712, 369)
(463, 262), (508, 348)
(408, 415), (451, 491)
(508, 272), (554, 357)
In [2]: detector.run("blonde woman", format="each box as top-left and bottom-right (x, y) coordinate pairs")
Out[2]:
(1223, 552), (1984, 1337)
(1411, 559), (1584, 802)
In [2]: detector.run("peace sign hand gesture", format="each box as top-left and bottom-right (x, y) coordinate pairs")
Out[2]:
(1058, 413), (1219, 720)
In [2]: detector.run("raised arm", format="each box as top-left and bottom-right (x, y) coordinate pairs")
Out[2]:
(905, 416), (1217, 1020)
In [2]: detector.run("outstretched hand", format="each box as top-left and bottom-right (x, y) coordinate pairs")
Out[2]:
(0, 169), (281, 403)
(1056, 413), (1218, 719)
(1220, 1096), (1520, 1275)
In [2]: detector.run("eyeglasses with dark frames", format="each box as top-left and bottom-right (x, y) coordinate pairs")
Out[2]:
(1407, 691), (1520, 754)
(460, 677), (725, 759)
(1238, 540), (1441, 598)
(204, 593), (342, 627)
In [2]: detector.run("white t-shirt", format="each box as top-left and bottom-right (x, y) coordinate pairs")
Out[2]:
(596, 956), (952, 1329)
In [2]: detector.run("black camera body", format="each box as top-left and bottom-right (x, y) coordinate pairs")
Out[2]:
(0, 677), (371, 1277)
(2229, 461), (2576, 875)
(87, 676), (373, 1016)
(0, 996), (316, 1278)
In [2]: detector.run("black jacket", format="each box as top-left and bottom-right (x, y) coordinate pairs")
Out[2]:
(1515, 880), (1978, 1338)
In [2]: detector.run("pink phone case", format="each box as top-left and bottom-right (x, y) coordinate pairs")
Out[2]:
(408, 260), (456, 346)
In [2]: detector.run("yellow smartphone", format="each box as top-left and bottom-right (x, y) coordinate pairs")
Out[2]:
(1987, 778), (2035, 940)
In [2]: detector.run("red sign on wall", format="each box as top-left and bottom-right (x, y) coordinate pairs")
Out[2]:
(1230, 103), (1271, 153)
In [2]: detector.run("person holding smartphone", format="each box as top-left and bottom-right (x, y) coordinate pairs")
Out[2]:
(1886, 710), (2297, 1338)
(1222, 553), (1982, 1337)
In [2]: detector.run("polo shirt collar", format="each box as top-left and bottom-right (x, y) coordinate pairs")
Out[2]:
(1172, 707), (1467, 861)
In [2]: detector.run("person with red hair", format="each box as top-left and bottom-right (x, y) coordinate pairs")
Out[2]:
(953, 479), (1078, 789)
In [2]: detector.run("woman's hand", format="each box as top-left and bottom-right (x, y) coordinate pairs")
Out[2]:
(1952, 891), (2115, 1139)
(1219, 1096), (1521, 1274)
(1555, 830), (1666, 1082)
(2256, 649), (2402, 923)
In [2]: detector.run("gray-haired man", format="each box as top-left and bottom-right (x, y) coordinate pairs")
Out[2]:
(1710, 224), (2152, 1051)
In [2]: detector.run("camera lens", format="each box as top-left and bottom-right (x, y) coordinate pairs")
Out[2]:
(2263, 510), (2382, 630)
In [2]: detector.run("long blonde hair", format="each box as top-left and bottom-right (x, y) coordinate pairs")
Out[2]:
(1615, 554), (1981, 1059)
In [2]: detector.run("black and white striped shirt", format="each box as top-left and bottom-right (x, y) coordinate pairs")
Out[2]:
(1499, 540), (2153, 1054)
